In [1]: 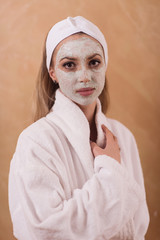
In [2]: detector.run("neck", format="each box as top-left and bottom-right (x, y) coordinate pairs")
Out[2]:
(78, 101), (97, 142)
(78, 101), (96, 124)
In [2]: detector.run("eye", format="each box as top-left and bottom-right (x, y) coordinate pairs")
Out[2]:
(62, 61), (76, 69)
(89, 59), (101, 68)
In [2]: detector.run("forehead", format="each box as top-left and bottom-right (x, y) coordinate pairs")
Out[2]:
(53, 33), (104, 58)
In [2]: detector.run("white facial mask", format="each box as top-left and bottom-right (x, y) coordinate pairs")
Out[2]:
(54, 37), (106, 106)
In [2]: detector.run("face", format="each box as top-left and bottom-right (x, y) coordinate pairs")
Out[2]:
(49, 34), (106, 107)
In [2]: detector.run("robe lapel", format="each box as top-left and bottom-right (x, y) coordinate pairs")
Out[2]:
(47, 90), (94, 178)
(47, 90), (113, 178)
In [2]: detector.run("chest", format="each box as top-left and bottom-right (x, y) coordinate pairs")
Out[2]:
(52, 134), (94, 199)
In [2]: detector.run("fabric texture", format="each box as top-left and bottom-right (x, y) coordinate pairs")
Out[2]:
(8, 89), (149, 240)
(46, 16), (108, 71)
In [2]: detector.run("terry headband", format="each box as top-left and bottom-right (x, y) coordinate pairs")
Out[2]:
(46, 16), (108, 71)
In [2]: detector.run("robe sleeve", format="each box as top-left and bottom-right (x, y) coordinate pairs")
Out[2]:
(119, 131), (150, 240)
(10, 132), (146, 240)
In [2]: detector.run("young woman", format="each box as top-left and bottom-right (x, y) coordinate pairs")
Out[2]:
(9, 16), (149, 240)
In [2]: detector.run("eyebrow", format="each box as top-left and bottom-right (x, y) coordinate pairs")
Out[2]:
(88, 53), (102, 60)
(59, 53), (102, 62)
(60, 57), (77, 62)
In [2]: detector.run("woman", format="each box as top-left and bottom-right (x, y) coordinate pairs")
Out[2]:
(9, 16), (149, 240)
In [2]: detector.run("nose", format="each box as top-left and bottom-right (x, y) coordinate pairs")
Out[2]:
(80, 77), (90, 83)
(78, 69), (91, 83)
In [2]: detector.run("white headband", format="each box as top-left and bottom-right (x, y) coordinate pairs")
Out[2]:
(46, 16), (108, 71)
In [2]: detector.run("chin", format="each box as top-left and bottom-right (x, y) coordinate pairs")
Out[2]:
(74, 99), (97, 109)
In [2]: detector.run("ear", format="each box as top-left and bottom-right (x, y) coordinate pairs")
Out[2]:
(49, 68), (59, 83)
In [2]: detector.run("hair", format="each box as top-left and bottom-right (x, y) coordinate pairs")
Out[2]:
(33, 34), (110, 122)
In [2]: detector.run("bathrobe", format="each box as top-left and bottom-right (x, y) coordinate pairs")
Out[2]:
(9, 89), (149, 240)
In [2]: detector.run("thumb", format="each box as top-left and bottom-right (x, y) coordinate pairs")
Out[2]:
(90, 141), (100, 157)
(90, 141), (97, 149)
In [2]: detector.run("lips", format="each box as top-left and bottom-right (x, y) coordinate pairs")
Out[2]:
(76, 87), (95, 96)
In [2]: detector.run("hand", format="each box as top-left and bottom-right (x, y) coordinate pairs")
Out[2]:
(90, 125), (121, 163)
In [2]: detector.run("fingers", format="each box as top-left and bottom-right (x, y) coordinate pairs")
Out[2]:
(102, 125), (120, 148)
(90, 141), (102, 157)
(90, 141), (97, 149)
(91, 125), (121, 162)
(102, 124), (111, 135)
(113, 135), (118, 142)
(90, 128), (121, 161)
(102, 125), (117, 139)
(102, 124), (115, 142)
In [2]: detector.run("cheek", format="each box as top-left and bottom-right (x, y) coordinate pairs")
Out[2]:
(56, 69), (75, 83)
(92, 68), (106, 83)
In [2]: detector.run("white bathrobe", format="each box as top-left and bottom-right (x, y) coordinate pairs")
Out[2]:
(9, 89), (149, 240)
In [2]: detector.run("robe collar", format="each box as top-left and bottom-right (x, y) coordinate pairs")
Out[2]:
(47, 89), (110, 177)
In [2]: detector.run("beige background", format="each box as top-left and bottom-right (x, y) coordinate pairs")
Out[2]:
(0, 0), (160, 239)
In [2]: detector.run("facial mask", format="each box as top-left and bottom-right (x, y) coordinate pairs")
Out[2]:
(54, 37), (106, 106)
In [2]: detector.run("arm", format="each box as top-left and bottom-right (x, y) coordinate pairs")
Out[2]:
(91, 124), (149, 239)
(12, 131), (144, 240)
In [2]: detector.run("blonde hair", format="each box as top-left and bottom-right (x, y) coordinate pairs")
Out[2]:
(33, 35), (110, 122)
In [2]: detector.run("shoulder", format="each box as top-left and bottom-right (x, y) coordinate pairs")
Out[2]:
(13, 117), (67, 170)
(105, 117), (137, 147)
(107, 118), (133, 135)
(17, 116), (64, 150)
(98, 114), (146, 187)
(104, 116), (133, 136)
(106, 117), (140, 163)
